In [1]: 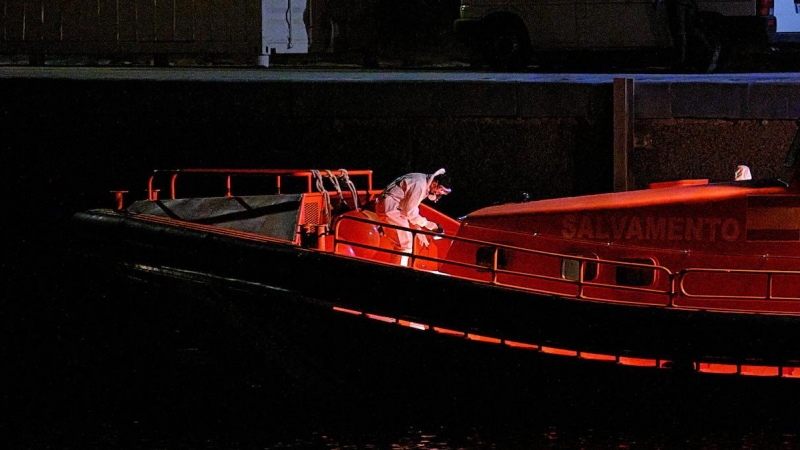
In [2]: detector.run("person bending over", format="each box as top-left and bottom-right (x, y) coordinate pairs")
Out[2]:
(375, 168), (452, 266)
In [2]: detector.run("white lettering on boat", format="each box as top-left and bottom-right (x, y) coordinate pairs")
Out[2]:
(561, 215), (740, 242)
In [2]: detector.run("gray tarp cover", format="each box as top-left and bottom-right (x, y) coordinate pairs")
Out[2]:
(126, 195), (303, 242)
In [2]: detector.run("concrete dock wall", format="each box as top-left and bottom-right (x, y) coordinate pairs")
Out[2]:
(3, 70), (799, 222)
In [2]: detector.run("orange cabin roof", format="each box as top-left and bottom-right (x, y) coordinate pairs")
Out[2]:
(466, 182), (789, 220)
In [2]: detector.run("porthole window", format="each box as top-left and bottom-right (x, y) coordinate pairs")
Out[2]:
(476, 246), (508, 269)
(616, 259), (656, 286)
(561, 256), (598, 281)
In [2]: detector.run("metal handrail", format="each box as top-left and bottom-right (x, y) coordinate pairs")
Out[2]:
(679, 267), (800, 302)
(333, 214), (800, 309)
(146, 168), (375, 200)
(333, 214), (674, 305)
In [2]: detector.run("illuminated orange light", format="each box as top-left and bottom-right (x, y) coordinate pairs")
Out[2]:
(579, 352), (617, 361)
(398, 320), (429, 330)
(333, 306), (362, 315)
(619, 357), (657, 367)
(504, 340), (539, 350)
(657, 360), (674, 369)
(433, 327), (465, 337)
(541, 346), (578, 356)
(698, 363), (738, 374)
(365, 313), (396, 323)
(466, 334), (501, 344)
(781, 367), (800, 378)
(740, 365), (779, 377)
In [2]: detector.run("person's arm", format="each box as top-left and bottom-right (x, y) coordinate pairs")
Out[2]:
(402, 183), (441, 232)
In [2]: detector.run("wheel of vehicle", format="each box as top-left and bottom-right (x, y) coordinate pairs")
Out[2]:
(482, 21), (531, 71)
(687, 18), (722, 73)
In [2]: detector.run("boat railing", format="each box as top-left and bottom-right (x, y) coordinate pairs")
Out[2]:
(678, 268), (800, 304)
(145, 168), (376, 201)
(332, 214), (675, 306)
(334, 214), (800, 310)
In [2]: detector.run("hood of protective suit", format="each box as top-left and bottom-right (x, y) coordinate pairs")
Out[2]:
(427, 168), (451, 201)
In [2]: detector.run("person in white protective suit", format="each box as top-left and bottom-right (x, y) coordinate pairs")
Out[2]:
(735, 165), (752, 181)
(375, 168), (452, 266)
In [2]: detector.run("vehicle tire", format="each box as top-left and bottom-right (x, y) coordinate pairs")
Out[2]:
(481, 21), (531, 71)
(687, 18), (722, 73)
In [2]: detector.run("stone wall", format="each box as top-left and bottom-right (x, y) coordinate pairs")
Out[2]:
(3, 74), (799, 224)
(632, 119), (797, 191)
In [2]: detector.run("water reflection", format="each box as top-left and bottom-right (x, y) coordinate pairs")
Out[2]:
(5, 234), (800, 449)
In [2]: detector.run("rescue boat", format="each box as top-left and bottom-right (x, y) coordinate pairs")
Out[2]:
(71, 136), (800, 379)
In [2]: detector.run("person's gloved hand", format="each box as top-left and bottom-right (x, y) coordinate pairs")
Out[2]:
(416, 234), (430, 248)
(424, 221), (444, 234)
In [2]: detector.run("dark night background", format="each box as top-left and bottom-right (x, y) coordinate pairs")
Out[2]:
(4, 1), (800, 447)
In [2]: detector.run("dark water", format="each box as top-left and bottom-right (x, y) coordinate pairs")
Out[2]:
(5, 223), (800, 450)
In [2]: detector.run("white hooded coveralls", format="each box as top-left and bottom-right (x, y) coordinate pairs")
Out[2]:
(376, 169), (443, 255)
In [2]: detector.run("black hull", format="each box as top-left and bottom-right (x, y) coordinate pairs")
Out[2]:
(71, 209), (800, 374)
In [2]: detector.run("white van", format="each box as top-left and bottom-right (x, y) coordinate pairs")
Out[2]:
(454, 0), (777, 71)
